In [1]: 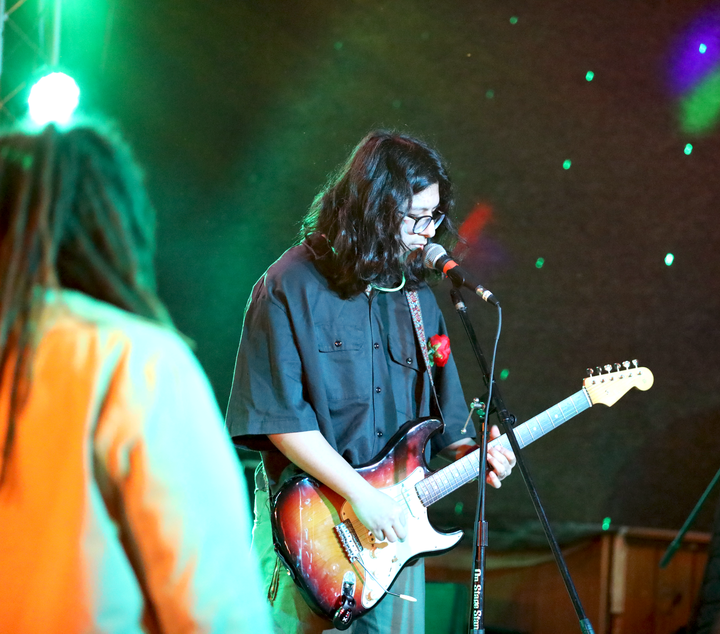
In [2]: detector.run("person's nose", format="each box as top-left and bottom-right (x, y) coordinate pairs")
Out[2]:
(419, 222), (436, 239)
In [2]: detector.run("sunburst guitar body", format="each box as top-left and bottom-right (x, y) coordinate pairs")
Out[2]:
(271, 363), (654, 629)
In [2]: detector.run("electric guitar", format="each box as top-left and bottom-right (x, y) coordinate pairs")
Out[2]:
(270, 363), (654, 629)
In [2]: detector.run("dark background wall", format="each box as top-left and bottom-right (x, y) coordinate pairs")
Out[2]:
(12, 0), (720, 535)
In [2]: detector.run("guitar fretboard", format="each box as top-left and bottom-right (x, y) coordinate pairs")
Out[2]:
(416, 388), (592, 507)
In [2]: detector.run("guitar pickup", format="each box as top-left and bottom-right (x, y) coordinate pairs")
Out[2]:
(334, 520), (362, 562)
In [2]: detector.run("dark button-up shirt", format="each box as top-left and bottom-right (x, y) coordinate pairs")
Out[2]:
(225, 243), (472, 489)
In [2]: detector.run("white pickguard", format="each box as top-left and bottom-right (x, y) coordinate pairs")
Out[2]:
(339, 467), (463, 609)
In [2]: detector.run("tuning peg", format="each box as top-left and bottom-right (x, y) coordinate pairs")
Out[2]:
(587, 368), (594, 377)
(614, 363), (621, 371)
(632, 359), (638, 368)
(623, 361), (631, 370)
(596, 366), (603, 375)
(604, 364), (612, 373)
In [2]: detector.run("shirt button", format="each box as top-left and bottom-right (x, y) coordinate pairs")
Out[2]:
(374, 343), (380, 349)
(377, 431), (384, 437)
(406, 357), (413, 365)
(334, 341), (343, 347)
(375, 387), (382, 393)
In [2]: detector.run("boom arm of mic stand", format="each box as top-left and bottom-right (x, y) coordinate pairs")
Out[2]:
(448, 287), (596, 634)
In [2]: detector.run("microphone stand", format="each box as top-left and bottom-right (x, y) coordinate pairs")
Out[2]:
(660, 464), (720, 568)
(449, 287), (595, 634)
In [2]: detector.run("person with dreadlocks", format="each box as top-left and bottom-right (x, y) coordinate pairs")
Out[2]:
(0, 122), (271, 633)
(225, 130), (516, 634)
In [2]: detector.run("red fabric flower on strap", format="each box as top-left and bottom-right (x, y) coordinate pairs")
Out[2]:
(427, 334), (451, 367)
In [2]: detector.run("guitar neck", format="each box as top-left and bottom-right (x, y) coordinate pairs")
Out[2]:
(416, 388), (593, 507)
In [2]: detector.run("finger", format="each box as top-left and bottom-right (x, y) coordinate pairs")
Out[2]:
(395, 517), (408, 542)
(503, 447), (517, 467)
(488, 424), (501, 441)
(486, 452), (509, 477)
(492, 442), (515, 461)
(491, 444), (514, 466)
(486, 470), (502, 489)
(383, 528), (397, 543)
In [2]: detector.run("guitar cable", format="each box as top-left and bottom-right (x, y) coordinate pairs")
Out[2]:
(353, 557), (418, 603)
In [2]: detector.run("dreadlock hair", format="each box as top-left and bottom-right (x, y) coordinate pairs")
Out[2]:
(300, 130), (458, 299)
(0, 121), (172, 486)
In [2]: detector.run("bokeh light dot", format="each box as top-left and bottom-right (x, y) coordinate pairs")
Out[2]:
(700, 43), (707, 54)
(535, 257), (545, 269)
(665, 253), (675, 266)
(586, 71), (595, 81)
(602, 517), (611, 531)
(563, 159), (572, 169)
(684, 143), (693, 155)
(509, 16), (518, 24)
(500, 369), (510, 381)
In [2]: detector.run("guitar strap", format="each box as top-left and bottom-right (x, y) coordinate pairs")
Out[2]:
(405, 290), (446, 427)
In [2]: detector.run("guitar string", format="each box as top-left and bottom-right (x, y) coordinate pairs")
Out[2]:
(345, 394), (590, 535)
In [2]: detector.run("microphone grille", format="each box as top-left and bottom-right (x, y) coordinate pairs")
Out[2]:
(423, 243), (447, 270)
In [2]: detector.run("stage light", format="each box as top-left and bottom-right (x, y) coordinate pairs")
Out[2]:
(684, 143), (693, 154)
(535, 257), (545, 269)
(665, 253), (675, 266)
(563, 159), (572, 169)
(454, 502), (464, 515)
(586, 71), (595, 81)
(700, 43), (708, 53)
(28, 72), (80, 125)
(500, 369), (510, 380)
(602, 517), (611, 530)
(486, 89), (495, 99)
(509, 16), (518, 24)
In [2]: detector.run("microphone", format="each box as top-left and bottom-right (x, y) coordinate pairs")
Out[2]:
(423, 243), (500, 307)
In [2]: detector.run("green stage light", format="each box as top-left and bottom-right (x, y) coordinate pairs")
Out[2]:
(28, 73), (80, 125)
(684, 143), (693, 155)
(563, 159), (572, 169)
(681, 69), (720, 135)
(700, 43), (708, 54)
(509, 16), (518, 24)
(602, 517), (611, 530)
(665, 253), (674, 266)
(586, 71), (595, 81)
(500, 369), (510, 381)
(535, 257), (545, 269)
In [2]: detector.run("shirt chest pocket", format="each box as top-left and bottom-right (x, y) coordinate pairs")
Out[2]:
(387, 333), (422, 373)
(315, 323), (366, 400)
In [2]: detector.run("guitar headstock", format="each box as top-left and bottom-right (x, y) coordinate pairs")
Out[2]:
(583, 360), (654, 407)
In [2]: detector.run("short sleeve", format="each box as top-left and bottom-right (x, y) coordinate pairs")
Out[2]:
(225, 278), (321, 449)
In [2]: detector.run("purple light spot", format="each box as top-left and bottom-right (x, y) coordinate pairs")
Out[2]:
(667, 7), (720, 95)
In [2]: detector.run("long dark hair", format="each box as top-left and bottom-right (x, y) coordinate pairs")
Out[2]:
(301, 130), (458, 298)
(0, 122), (171, 485)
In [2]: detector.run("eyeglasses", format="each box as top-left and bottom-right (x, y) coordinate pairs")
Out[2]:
(406, 213), (445, 234)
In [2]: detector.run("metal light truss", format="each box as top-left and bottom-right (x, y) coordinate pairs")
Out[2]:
(0, 0), (61, 123)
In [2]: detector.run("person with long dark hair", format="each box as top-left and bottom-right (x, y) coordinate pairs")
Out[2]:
(0, 122), (271, 633)
(226, 130), (516, 634)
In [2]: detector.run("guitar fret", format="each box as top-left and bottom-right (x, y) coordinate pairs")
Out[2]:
(414, 389), (595, 507)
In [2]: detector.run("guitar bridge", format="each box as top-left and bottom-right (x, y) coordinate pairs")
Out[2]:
(334, 520), (362, 562)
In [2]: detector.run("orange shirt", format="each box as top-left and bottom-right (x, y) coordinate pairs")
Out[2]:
(0, 290), (271, 633)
